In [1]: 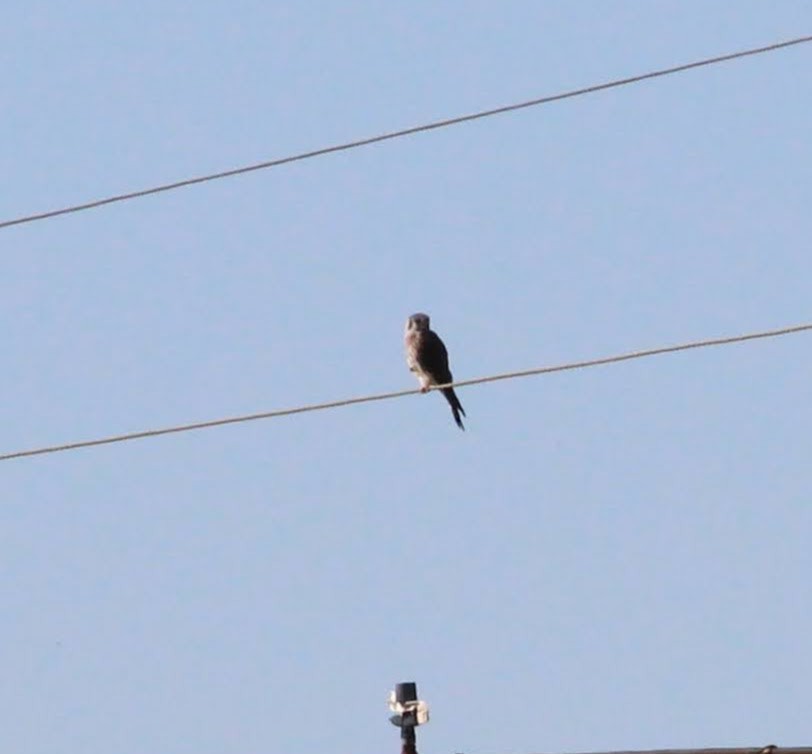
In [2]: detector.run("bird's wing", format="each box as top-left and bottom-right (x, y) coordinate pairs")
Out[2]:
(419, 331), (453, 384)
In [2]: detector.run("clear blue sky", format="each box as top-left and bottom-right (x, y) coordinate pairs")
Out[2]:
(2, 3), (811, 753)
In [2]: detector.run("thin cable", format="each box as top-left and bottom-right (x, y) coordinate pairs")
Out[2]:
(2, 34), (811, 231)
(2, 321), (809, 462)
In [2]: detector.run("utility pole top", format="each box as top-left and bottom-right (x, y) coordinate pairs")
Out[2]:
(388, 681), (430, 754)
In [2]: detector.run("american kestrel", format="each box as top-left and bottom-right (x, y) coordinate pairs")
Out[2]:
(404, 312), (466, 430)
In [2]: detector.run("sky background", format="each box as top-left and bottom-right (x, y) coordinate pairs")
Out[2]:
(2, 3), (811, 754)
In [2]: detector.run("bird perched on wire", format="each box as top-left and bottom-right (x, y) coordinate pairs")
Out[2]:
(404, 312), (466, 430)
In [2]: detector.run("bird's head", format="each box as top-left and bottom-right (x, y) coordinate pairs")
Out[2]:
(406, 312), (431, 332)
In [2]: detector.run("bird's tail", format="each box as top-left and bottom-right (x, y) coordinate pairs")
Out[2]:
(442, 387), (466, 431)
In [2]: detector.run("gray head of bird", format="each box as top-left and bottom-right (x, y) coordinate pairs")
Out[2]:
(406, 312), (431, 332)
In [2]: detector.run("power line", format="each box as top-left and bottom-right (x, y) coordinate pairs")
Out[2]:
(2, 321), (809, 462)
(2, 34), (811, 232)
(494, 748), (799, 754)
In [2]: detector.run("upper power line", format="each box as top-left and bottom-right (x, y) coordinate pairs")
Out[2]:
(1, 321), (809, 462)
(1, 34), (810, 231)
